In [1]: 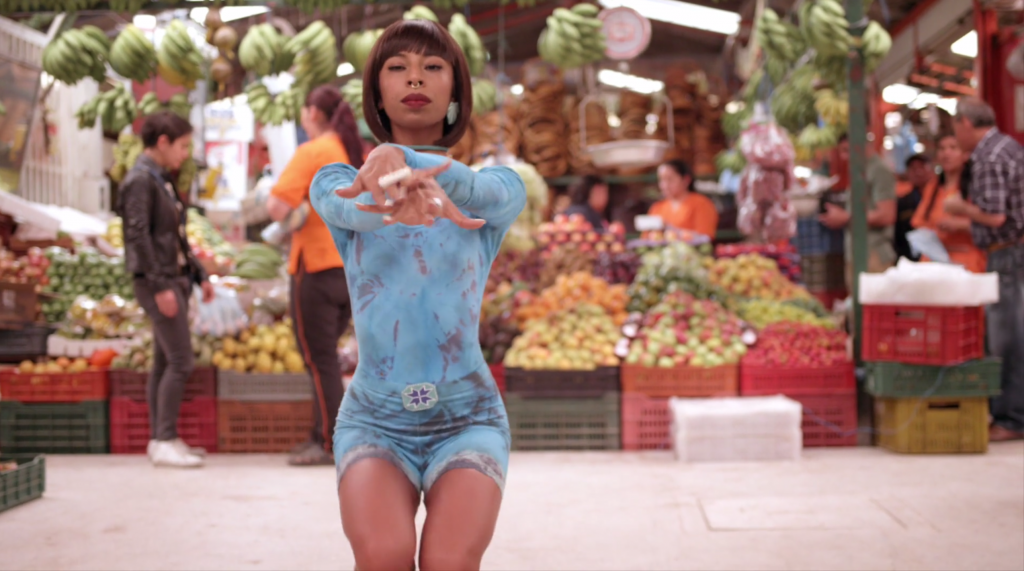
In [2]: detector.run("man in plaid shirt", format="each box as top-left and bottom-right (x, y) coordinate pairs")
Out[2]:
(947, 96), (1024, 442)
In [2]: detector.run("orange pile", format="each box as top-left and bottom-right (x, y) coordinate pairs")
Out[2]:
(514, 272), (629, 327)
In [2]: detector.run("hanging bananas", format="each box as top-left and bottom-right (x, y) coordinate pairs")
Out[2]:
(42, 26), (110, 85)
(239, 23), (294, 77)
(137, 92), (191, 119)
(157, 20), (205, 89)
(715, 149), (747, 175)
(448, 14), (489, 76)
(245, 82), (276, 124)
(472, 78), (497, 115)
(797, 123), (842, 151)
(403, 5), (440, 23)
(109, 25), (157, 84)
(861, 21), (892, 72)
(813, 88), (849, 128)
(813, 51), (849, 91)
(340, 79), (364, 120)
(799, 0), (852, 58)
(537, 4), (606, 70)
(285, 21), (337, 91)
(76, 83), (136, 134)
(755, 9), (805, 64)
(274, 87), (307, 125)
(341, 29), (384, 75)
(109, 132), (144, 184)
(770, 64), (818, 134)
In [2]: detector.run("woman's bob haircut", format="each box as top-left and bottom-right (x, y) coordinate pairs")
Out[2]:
(362, 19), (473, 148)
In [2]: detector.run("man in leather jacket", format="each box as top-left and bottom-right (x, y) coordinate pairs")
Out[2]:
(119, 111), (214, 468)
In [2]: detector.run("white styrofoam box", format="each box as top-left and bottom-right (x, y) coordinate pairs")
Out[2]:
(669, 396), (803, 463)
(47, 336), (133, 358)
(858, 258), (999, 307)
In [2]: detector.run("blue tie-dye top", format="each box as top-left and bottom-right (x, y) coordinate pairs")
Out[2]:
(310, 145), (526, 393)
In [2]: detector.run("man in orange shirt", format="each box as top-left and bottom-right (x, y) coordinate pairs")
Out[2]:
(648, 159), (719, 238)
(267, 86), (366, 466)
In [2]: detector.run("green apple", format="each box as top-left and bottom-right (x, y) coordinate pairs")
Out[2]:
(641, 353), (657, 367)
(657, 356), (675, 368)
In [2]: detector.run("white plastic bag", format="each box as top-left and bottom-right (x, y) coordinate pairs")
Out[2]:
(192, 284), (249, 337)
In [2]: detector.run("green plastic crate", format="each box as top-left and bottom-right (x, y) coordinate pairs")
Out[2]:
(505, 392), (620, 451)
(0, 401), (108, 454)
(867, 359), (1002, 398)
(0, 455), (45, 514)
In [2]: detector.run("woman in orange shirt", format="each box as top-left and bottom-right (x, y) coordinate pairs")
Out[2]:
(267, 85), (366, 466)
(648, 159), (719, 238)
(910, 134), (987, 273)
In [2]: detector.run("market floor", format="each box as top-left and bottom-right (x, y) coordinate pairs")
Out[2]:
(1, 445), (1023, 571)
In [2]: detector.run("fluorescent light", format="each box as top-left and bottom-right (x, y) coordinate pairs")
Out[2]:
(597, 69), (664, 94)
(190, 7), (269, 24)
(909, 92), (941, 110)
(337, 62), (355, 77)
(913, 143), (925, 153)
(882, 83), (920, 105)
(936, 98), (958, 115)
(133, 15), (157, 29)
(510, 84), (524, 95)
(950, 31), (977, 58)
(597, 0), (740, 35)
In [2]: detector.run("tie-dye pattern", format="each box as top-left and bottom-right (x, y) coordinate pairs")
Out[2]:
(310, 145), (526, 493)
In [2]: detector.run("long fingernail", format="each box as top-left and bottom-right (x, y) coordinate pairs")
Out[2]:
(383, 215), (393, 223)
(385, 199), (394, 206)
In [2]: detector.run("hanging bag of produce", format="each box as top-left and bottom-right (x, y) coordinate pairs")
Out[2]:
(191, 283), (248, 338)
(736, 104), (798, 243)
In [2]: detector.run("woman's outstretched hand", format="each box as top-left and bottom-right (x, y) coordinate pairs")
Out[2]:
(335, 145), (407, 209)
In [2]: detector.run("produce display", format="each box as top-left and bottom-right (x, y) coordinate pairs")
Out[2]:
(42, 26), (110, 85)
(76, 84), (137, 133)
(518, 81), (568, 178)
(341, 29), (384, 74)
(535, 214), (625, 254)
(113, 331), (217, 371)
(137, 93), (191, 119)
(536, 247), (595, 291)
(479, 282), (524, 365)
(213, 320), (306, 374)
(486, 249), (541, 294)
(537, 4), (606, 70)
(736, 298), (835, 330)
(504, 303), (620, 370)
(157, 20), (205, 89)
(186, 209), (237, 266)
(109, 133), (144, 184)
(736, 119), (797, 243)
(497, 161), (548, 254)
(403, 5), (439, 22)
(231, 243), (284, 280)
(57, 294), (147, 339)
(593, 251), (640, 286)
(340, 79), (364, 120)
(239, 23), (295, 78)
(11, 357), (96, 375)
(624, 292), (748, 369)
(715, 243), (801, 283)
(708, 254), (807, 301)
(744, 322), (849, 366)
(0, 247), (50, 287)
(514, 272), (627, 328)
(627, 242), (717, 313)
(448, 14), (488, 77)
(108, 24), (157, 83)
(42, 248), (134, 324)
(286, 21), (337, 91)
(472, 79), (498, 116)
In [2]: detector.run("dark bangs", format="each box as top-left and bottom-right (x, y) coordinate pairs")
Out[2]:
(373, 19), (461, 65)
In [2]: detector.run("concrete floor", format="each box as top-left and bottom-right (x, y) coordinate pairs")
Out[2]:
(1, 445), (1022, 571)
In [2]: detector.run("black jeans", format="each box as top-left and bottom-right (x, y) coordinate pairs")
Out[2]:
(289, 262), (351, 451)
(988, 243), (1024, 432)
(134, 276), (195, 441)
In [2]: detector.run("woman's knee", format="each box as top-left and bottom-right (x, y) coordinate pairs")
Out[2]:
(350, 537), (416, 571)
(419, 546), (485, 571)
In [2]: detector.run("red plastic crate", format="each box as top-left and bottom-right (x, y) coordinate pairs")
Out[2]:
(0, 368), (108, 402)
(812, 290), (847, 312)
(109, 396), (218, 454)
(109, 367), (217, 400)
(217, 400), (312, 453)
(621, 393), (671, 450)
(740, 361), (855, 395)
(488, 363), (506, 394)
(862, 305), (983, 365)
(620, 364), (737, 398)
(740, 389), (858, 447)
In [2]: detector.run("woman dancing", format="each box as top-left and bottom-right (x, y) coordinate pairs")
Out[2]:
(309, 19), (526, 571)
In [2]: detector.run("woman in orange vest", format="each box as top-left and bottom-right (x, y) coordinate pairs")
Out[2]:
(266, 85), (366, 466)
(910, 133), (987, 273)
(648, 159), (719, 238)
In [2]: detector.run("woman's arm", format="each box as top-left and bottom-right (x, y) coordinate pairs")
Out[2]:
(121, 177), (171, 293)
(310, 163), (386, 233)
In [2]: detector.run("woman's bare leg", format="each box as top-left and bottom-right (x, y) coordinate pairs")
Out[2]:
(339, 458), (420, 571)
(418, 469), (503, 571)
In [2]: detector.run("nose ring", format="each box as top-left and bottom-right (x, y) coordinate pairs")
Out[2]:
(409, 80), (423, 88)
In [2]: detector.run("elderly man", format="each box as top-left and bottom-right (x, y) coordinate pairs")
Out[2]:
(947, 97), (1024, 442)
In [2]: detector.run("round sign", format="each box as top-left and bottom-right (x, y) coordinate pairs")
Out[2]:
(599, 7), (652, 61)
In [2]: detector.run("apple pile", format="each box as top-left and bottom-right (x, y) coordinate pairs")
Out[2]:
(479, 283), (526, 365)
(593, 251), (641, 285)
(624, 291), (749, 368)
(486, 249), (542, 294)
(627, 242), (719, 313)
(715, 243), (802, 283)
(737, 298), (836, 330)
(708, 253), (808, 301)
(503, 303), (620, 370)
(514, 271), (628, 328)
(0, 247), (51, 287)
(743, 322), (849, 366)
(535, 213), (627, 255)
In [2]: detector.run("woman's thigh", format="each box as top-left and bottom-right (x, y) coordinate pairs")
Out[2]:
(338, 458), (420, 571)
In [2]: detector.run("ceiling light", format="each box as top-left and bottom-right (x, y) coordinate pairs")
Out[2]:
(597, 69), (664, 94)
(337, 62), (355, 77)
(883, 136), (894, 150)
(936, 98), (958, 115)
(884, 111), (902, 129)
(882, 83), (920, 105)
(950, 31), (977, 59)
(510, 84), (524, 95)
(133, 14), (157, 29)
(913, 143), (925, 153)
(597, 0), (740, 35)
(190, 6), (269, 24)
(909, 92), (941, 110)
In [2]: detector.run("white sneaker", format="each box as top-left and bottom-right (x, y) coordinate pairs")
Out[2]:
(150, 440), (203, 468)
(147, 440), (158, 459)
(171, 438), (207, 457)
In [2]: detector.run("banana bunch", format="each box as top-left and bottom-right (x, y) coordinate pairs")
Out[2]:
(42, 26), (110, 85)
(403, 5), (439, 23)
(715, 149), (747, 175)
(756, 9), (805, 64)
(158, 20), (204, 89)
(76, 83), (136, 134)
(813, 51), (848, 90)
(722, 102), (753, 141)
(285, 21), (337, 91)
(239, 23), (294, 77)
(814, 88), (848, 127)
(109, 132), (144, 184)
(770, 64), (818, 134)
(274, 87), (306, 125)
(340, 79), (364, 120)
(538, 5), (606, 70)
(178, 154), (197, 195)
(448, 14), (488, 77)
(472, 79), (497, 116)
(341, 29), (383, 74)
(862, 21), (892, 72)
(245, 82), (277, 124)
(800, 0), (852, 58)
(765, 56), (790, 85)
(109, 25), (156, 83)
(138, 93), (191, 119)
(797, 123), (842, 151)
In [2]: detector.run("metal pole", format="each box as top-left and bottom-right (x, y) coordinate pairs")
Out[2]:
(846, 0), (868, 363)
